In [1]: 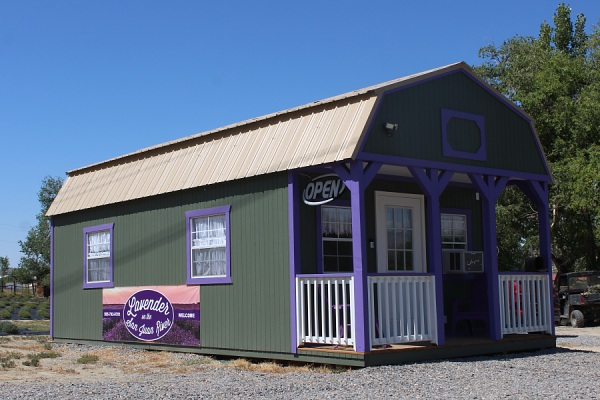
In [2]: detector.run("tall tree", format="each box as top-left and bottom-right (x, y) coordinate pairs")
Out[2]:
(0, 256), (9, 292)
(475, 4), (599, 272)
(18, 176), (63, 296)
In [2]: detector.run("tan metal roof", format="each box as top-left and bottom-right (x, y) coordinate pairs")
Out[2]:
(47, 62), (469, 216)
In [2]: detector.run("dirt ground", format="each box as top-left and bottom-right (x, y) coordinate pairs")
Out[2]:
(1, 325), (598, 384)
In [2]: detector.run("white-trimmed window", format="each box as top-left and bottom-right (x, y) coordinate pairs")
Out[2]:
(375, 192), (426, 273)
(83, 223), (114, 289)
(321, 205), (353, 272)
(441, 213), (467, 249)
(186, 206), (232, 285)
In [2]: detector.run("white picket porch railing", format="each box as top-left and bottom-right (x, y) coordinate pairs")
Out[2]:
(296, 275), (355, 349)
(499, 274), (552, 335)
(368, 275), (438, 346)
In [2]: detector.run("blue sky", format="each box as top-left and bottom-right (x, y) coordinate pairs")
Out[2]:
(1, 1), (599, 267)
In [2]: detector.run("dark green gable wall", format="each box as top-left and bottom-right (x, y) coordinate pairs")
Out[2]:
(362, 71), (547, 175)
(52, 173), (291, 354)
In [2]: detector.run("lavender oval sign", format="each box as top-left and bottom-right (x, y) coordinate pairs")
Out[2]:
(123, 289), (174, 341)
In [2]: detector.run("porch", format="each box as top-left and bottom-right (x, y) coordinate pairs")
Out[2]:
(295, 273), (554, 359)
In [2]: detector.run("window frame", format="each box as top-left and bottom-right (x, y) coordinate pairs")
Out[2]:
(440, 209), (471, 250)
(317, 201), (353, 274)
(375, 192), (427, 273)
(83, 223), (114, 289)
(186, 205), (232, 285)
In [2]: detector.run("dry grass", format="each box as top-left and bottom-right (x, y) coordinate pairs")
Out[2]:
(224, 358), (346, 374)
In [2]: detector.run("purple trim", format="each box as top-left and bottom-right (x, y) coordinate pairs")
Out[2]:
(409, 168), (447, 345)
(367, 272), (433, 277)
(441, 108), (486, 161)
(359, 152), (551, 182)
(514, 180), (554, 335)
(316, 199), (351, 274)
(185, 206), (232, 285)
(49, 217), (54, 338)
(345, 161), (373, 353)
(440, 208), (473, 251)
(468, 173), (508, 340)
(82, 223), (114, 289)
(288, 172), (301, 353)
(297, 273), (355, 279)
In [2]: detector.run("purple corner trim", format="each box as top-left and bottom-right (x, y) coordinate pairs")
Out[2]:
(441, 108), (486, 161)
(49, 217), (54, 338)
(288, 171), (301, 353)
(82, 223), (115, 289)
(185, 206), (233, 285)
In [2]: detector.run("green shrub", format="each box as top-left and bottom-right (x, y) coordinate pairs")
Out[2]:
(0, 301), (6, 308)
(77, 354), (99, 364)
(36, 308), (50, 319)
(17, 308), (31, 319)
(25, 302), (38, 309)
(4, 306), (13, 313)
(22, 358), (39, 367)
(0, 321), (19, 334)
(0, 310), (10, 319)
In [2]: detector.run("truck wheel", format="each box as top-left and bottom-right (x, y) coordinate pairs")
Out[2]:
(570, 310), (585, 328)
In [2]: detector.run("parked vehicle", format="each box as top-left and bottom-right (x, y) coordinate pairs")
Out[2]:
(555, 271), (600, 327)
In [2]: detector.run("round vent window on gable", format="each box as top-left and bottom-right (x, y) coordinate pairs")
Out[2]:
(441, 108), (486, 161)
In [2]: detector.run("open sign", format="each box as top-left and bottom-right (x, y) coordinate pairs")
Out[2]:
(302, 174), (346, 206)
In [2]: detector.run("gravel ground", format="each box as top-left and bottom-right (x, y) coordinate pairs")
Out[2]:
(1, 328), (599, 399)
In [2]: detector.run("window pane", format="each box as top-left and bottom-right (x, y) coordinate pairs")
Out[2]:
(395, 230), (404, 250)
(387, 230), (395, 250)
(405, 230), (413, 250)
(322, 206), (353, 272)
(190, 212), (227, 278)
(394, 208), (402, 229)
(405, 250), (413, 270)
(441, 213), (467, 250)
(338, 241), (352, 257)
(403, 209), (412, 229)
(323, 241), (338, 256)
(338, 256), (353, 272)
(387, 250), (396, 270)
(386, 208), (394, 229)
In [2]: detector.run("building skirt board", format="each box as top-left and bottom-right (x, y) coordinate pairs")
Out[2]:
(52, 334), (556, 368)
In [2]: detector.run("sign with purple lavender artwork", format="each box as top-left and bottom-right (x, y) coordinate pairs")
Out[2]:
(102, 285), (200, 346)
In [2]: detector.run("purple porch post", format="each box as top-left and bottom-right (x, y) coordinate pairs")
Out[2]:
(469, 174), (508, 341)
(516, 180), (555, 335)
(288, 171), (301, 353)
(334, 161), (380, 353)
(409, 167), (453, 346)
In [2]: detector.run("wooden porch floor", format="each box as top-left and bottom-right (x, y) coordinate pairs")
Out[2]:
(297, 334), (556, 366)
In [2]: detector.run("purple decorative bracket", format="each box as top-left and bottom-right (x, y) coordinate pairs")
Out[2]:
(441, 108), (486, 161)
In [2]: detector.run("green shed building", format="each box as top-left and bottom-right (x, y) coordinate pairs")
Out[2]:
(47, 62), (555, 366)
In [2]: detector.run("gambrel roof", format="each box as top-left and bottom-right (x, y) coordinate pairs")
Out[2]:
(47, 62), (548, 216)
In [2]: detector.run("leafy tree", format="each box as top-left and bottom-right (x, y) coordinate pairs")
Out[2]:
(475, 4), (600, 272)
(18, 176), (63, 296)
(0, 256), (9, 292)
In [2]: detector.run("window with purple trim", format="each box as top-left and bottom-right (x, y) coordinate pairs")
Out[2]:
(321, 205), (353, 272)
(186, 206), (231, 284)
(83, 223), (114, 289)
(441, 213), (467, 250)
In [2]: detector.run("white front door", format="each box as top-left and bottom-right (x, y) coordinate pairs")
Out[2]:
(375, 191), (426, 273)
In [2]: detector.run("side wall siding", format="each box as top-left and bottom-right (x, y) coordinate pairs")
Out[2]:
(52, 173), (291, 353)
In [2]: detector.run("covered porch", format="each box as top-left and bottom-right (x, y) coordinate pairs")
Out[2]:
(288, 159), (555, 363)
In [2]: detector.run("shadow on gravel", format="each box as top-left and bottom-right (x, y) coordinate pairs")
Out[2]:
(441, 346), (593, 365)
